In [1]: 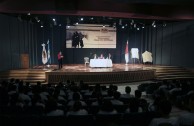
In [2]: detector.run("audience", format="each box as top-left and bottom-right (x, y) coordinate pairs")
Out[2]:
(66, 101), (88, 116)
(149, 100), (179, 126)
(179, 94), (194, 126)
(1, 78), (194, 126)
(98, 100), (117, 114)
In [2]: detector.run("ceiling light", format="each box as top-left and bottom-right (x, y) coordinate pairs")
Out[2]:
(134, 24), (136, 28)
(119, 19), (122, 25)
(131, 20), (134, 25)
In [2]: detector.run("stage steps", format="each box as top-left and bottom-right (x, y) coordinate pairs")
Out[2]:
(0, 69), (46, 83)
(152, 66), (194, 80)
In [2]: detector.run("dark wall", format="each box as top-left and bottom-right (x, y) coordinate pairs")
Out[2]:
(0, 14), (38, 71)
(143, 21), (194, 67)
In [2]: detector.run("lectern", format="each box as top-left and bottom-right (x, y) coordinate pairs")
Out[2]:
(21, 54), (29, 69)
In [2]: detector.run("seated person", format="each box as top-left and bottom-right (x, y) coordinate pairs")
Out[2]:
(98, 54), (104, 59)
(149, 100), (179, 126)
(121, 86), (134, 99)
(107, 53), (112, 59)
(111, 91), (124, 105)
(93, 54), (97, 59)
(46, 98), (64, 116)
(125, 97), (143, 113)
(179, 94), (194, 126)
(98, 99), (117, 114)
(66, 101), (88, 116)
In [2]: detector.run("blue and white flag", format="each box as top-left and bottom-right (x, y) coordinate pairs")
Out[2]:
(47, 40), (51, 64)
(41, 43), (48, 64)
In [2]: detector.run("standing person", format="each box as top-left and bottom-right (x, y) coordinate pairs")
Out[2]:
(58, 51), (63, 69)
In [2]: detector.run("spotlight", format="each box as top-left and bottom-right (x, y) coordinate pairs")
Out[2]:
(76, 22), (78, 25)
(35, 17), (40, 22)
(152, 21), (156, 27)
(40, 22), (43, 27)
(90, 17), (94, 20)
(119, 19), (122, 25)
(137, 28), (140, 30)
(122, 26), (125, 29)
(113, 22), (116, 28)
(134, 24), (136, 28)
(163, 22), (166, 27)
(131, 20), (134, 25)
(67, 25), (70, 28)
(18, 15), (22, 21)
(27, 13), (31, 16)
(53, 18), (56, 21)
(80, 18), (83, 21)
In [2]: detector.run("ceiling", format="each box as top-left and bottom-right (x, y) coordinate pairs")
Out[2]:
(1, 0), (194, 28)
(1, 0), (194, 20)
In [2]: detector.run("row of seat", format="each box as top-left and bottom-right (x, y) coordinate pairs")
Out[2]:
(0, 112), (157, 126)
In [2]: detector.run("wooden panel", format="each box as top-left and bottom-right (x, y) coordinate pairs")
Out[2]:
(21, 54), (29, 69)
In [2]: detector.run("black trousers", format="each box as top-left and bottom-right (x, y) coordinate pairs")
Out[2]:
(58, 59), (63, 69)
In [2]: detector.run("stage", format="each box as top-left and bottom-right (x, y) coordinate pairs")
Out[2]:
(1, 64), (193, 84)
(38, 64), (156, 84)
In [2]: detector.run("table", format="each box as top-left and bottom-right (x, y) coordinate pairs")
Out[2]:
(90, 59), (113, 67)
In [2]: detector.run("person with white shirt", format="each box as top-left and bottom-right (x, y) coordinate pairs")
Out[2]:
(179, 94), (194, 126)
(149, 100), (179, 126)
(66, 101), (88, 116)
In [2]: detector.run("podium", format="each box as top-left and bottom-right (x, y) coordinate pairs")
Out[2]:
(21, 54), (29, 69)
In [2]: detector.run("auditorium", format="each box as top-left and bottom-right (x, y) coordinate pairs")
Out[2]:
(0, 0), (194, 126)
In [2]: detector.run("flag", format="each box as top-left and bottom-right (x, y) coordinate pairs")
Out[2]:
(47, 40), (51, 64)
(125, 41), (129, 64)
(41, 43), (48, 64)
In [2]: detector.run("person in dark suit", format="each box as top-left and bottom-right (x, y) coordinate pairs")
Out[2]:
(58, 51), (63, 69)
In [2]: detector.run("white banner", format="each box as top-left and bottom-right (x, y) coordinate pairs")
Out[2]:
(66, 24), (116, 48)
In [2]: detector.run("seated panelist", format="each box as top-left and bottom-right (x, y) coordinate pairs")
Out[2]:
(98, 54), (104, 59)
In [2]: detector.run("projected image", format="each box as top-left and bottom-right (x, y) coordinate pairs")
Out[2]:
(66, 24), (117, 48)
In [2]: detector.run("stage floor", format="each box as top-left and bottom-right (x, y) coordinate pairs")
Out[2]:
(33, 64), (153, 73)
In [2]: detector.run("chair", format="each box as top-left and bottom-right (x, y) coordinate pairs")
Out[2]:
(84, 57), (90, 66)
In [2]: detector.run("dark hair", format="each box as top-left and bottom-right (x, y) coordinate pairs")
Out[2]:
(159, 100), (172, 115)
(73, 92), (80, 101)
(101, 100), (114, 112)
(125, 86), (131, 94)
(135, 90), (142, 98)
(73, 101), (82, 112)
